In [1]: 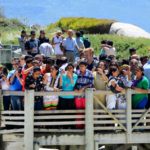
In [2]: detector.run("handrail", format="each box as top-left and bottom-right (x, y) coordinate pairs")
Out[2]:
(1, 89), (150, 150)
(1, 89), (150, 97)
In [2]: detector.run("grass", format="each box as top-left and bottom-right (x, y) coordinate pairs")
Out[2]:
(87, 34), (150, 59)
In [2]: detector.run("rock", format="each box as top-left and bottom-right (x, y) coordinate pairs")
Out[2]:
(109, 22), (150, 39)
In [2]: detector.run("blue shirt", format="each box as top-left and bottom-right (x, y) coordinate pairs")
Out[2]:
(63, 37), (77, 51)
(61, 73), (78, 99)
(7, 70), (22, 91)
(143, 60), (150, 89)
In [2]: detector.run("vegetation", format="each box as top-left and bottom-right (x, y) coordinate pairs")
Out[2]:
(47, 17), (115, 34)
(1, 15), (150, 59)
(87, 34), (150, 59)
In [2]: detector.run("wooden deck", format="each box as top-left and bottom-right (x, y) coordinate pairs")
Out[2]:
(1, 89), (150, 150)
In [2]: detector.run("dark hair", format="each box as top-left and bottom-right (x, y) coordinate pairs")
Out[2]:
(80, 30), (84, 35)
(107, 40), (113, 46)
(25, 55), (33, 61)
(96, 61), (106, 69)
(21, 30), (26, 34)
(30, 30), (36, 35)
(101, 40), (107, 44)
(99, 54), (107, 61)
(129, 48), (136, 53)
(40, 30), (45, 34)
(136, 66), (144, 76)
(56, 57), (67, 66)
(122, 59), (129, 65)
(108, 66), (118, 76)
(76, 31), (81, 37)
(79, 60), (88, 66)
(45, 57), (55, 65)
(26, 58), (33, 64)
(33, 66), (41, 72)
(65, 63), (74, 70)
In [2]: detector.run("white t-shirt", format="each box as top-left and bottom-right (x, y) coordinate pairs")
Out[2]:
(39, 43), (54, 57)
(0, 79), (9, 90)
(104, 46), (116, 56)
(53, 36), (63, 55)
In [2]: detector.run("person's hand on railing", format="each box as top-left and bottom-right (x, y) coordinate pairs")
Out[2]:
(53, 87), (60, 92)
(29, 84), (36, 88)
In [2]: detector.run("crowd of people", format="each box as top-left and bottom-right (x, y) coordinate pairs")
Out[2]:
(0, 29), (150, 112)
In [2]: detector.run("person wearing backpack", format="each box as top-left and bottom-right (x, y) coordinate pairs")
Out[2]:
(80, 30), (91, 48)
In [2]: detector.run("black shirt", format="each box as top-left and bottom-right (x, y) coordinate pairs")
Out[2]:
(38, 37), (50, 46)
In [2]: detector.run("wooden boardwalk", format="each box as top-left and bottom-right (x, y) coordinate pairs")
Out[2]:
(1, 89), (150, 150)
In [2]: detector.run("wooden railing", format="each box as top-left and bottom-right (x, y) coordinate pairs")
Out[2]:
(0, 89), (150, 150)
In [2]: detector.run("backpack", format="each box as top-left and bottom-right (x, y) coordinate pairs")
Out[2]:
(83, 38), (91, 48)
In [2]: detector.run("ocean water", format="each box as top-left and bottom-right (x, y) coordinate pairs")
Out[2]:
(1, 0), (150, 32)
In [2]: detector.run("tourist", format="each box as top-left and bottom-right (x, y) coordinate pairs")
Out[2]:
(57, 63), (77, 110)
(43, 65), (60, 110)
(25, 66), (44, 110)
(131, 66), (149, 109)
(38, 30), (50, 46)
(62, 29), (79, 63)
(52, 30), (64, 59)
(25, 30), (39, 57)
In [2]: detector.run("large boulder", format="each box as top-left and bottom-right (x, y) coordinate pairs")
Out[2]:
(109, 22), (150, 39)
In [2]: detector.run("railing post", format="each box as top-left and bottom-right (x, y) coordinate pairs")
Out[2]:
(85, 88), (94, 150)
(126, 89), (132, 143)
(24, 90), (34, 150)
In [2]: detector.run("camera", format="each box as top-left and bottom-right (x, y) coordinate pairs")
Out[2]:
(17, 67), (22, 74)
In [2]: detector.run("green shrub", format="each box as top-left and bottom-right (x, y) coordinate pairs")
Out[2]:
(47, 17), (115, 34)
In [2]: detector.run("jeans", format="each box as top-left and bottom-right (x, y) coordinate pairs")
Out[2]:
(11, 96), (22, 110)
(3, 96), (11, 110)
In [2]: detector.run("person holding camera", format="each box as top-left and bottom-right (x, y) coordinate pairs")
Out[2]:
(93, 61), (108, 109)
(7, 59), (23, 110)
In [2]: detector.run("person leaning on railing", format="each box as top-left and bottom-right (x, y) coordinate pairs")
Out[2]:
(131, 66), (149, 109)
(93, 61), (108, 109)
(25, 66), (44, 110)
(74, 60), (94, 109)
(43, 65), (60, 110)
(57, 63), (77, 110)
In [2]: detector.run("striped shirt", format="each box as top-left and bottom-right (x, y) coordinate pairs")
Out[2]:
(75, 69), (94, 90)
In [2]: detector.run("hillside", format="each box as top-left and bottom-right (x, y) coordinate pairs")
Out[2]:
(1, 17), (150, 59)
(0, 16), (28, 44)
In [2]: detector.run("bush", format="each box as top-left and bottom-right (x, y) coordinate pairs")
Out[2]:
(47, 17), (115, 34)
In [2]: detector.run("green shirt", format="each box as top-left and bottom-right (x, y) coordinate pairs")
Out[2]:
(132, 76), (149, 108)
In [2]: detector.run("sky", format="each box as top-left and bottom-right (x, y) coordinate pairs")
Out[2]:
(1, 0), (150, 32)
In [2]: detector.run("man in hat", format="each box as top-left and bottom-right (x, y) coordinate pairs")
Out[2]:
(52, 30), (64, 59)
(62, 29), (80, 63)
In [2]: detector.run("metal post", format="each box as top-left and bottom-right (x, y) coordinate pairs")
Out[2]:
(24, 90), (34, 150)
(85, 88), (94, 150)
(126, 89), (132, 143)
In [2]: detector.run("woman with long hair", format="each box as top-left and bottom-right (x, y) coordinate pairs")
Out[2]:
(43, 65), (60, 110)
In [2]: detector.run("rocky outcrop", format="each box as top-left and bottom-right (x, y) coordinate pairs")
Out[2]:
(109, 22), (150, 39)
